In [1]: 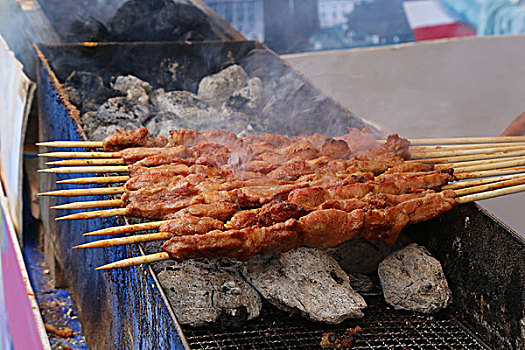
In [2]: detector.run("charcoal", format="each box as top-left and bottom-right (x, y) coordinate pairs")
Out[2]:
(82, 111), (143, 141)
(153, 2), (218, 41)
(157, 259), (262, 327)
(243, 247), (366, 323)
(107, 1), (217, 42)
(66, 17), (110, 42)
(64, 71), (116, 112)
(378, 243), (452, 313)
(111, 75), (152, 104)
(150, 89), (219, 124)
(198, 65), (249, 108)
(107, 0), (161, 41)
(97, 97), (150, 124)
(224, 77), (263, 114)
(325, 234), (412, 275)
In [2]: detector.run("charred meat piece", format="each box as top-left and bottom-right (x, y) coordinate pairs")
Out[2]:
(320, 326), (362, 349)
(103, 127), (168, 151)
(162, 191), (456, 261)
(159, 214), (224, 236)
(163, 219), (301, 261)
(226, 202), (308, 229)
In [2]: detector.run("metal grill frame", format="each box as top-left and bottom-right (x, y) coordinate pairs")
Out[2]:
(36, 41), (525, 350)
(185, 298), (492, 350)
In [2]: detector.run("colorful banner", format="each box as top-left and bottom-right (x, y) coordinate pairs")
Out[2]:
(0, 192), (50, 349)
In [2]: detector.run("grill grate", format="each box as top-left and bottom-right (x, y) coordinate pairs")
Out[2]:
(184, 298), (490, 350)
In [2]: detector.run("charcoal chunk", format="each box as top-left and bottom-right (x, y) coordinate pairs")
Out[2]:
(107, 1), (218, 42)
(243, 247), (366, 323)
(150, 89), (219, 124)
(325, 234), (412, 275)
(82, 111), (143, 141)
(378, 243), (452, 313)
(66, 17), (110, 42)
(111, 75), (152, 104)
(64, 71), (115, 112)
(158, 259), (262, 327)
(198, 65), (248, 108)
(97, 96), (150, 124)
(224, 77), (263, 113)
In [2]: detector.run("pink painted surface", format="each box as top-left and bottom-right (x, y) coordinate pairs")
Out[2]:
(1, 209), (44, 350)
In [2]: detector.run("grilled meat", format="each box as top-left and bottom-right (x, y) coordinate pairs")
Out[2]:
(162, 191), (456, 261)
(103, 127), (168, 151)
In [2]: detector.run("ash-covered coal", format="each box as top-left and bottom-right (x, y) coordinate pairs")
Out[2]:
(157, 259), (262, 328)
(73, 64), (270, 139)
(67, 0), (218, 42)
(378, 243), (452, 313)
(242, 247), (367, 323)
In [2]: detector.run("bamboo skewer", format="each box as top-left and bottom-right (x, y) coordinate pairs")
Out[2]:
(74, 232), (171, 249)
(39, 187), (125, 197)
(410, 142), (525, 152)
(443, 174), (525, 190)
(38, 149), (525, 174)
(452, 158), (525, 174)
(51, 199), (123, 210)
(454, 177), (525, 196)
(406, 136), (525, 145)
(46, 159), (126, 166)
(38, 146), (525, 164)
(455, 166), (525, 180)
(410, 146), (525, 159)
(39, 151), (118, 158)
(37, 141), (104, 148)
(39, 136), (525, 149)
(93, 181), (525, 270)
(44, 164), (525, 213)
(96, 252), (170, 270)
(455, 183), (525, 204)
(56, 175), (130, 185)
(84, 221), (167, 236)
(56, 208), (129, 221)
(436, 155), (525, 169)
(410, 149), (525, 164)
(38, 166), (129, 174)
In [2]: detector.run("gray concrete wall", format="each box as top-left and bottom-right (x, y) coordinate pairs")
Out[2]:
(283, 36), (525, 236)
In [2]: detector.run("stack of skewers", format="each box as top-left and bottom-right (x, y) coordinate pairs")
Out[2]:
(37, 128), (525, 270)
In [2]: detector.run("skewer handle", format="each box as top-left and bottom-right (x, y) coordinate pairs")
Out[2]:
(407, 136), (525, 145)
(96, 252), (170, 270)
(74, 232), (171, 249)
(39, 166), (129, 174)
(37, 141), (104, 148)
(456, 183), (525, 204)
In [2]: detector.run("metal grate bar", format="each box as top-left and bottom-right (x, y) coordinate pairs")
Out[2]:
(184, 298), (491, 350)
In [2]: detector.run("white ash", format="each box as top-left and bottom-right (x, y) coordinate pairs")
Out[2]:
(81, 111), (143, 141)
(198, 65), (248, 108)
(150, 89), (220, 124)
(242, 247), (367, 324)
(111, 75), (152, 104)
(378, 243), (452, 314)
(157, 259), (262, 327)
